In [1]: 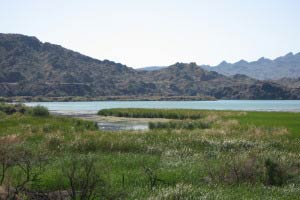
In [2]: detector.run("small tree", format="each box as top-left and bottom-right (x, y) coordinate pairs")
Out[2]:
(0, 144), (15, 185)
(6, 146), (47, 200)
(63, 155), (105, 200)
(0, 143), (48, 199)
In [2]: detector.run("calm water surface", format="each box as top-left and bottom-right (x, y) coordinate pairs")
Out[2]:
(97, 122), (149, 131)
(25, 100), (300, 114)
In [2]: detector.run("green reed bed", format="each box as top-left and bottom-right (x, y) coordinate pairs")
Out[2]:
(98, 108), (206, 119)
(149, 120), (211, 130)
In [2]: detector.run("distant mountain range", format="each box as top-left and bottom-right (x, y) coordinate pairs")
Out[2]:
(0, 33), (299, 99)
(139, 53), (300, 80)
(203, 53), (300, 80)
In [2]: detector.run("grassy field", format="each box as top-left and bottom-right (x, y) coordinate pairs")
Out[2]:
(1, 105), (300, 199)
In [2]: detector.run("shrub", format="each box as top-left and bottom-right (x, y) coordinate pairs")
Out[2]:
(0, 143), (48, 198)
(265, 159), (286, 186)
(208, 155), (263, 185)
(0, 104), (16, 115)
(62, 155), (106, 200)
(74, 119), (98, 131)
(30, 105), (50, 117)
(206, 155), (295, 186)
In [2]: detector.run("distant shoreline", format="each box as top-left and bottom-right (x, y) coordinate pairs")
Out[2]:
(3, 96), (300, 103)
(0, 95), (216, 102)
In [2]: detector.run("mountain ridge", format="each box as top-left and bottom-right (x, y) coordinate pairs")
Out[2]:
(202, 52), (300, 80)
(139, 53), (300, 81)
(0, 33), (299, 99)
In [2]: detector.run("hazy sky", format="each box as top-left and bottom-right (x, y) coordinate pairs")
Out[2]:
(1, 0), (300, 68)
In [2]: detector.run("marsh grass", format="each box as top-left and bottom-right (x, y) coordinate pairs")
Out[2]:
(1, 105), (300, 199)
(98, 108), (206, 119)
(149, 120), (211, 130)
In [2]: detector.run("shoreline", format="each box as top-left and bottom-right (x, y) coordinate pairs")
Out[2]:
(51, 111), (170, 123)
(51, 111), (170, 131)
(1, 95), (216, 103)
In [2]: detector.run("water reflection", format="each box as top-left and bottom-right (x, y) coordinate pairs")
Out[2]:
(97, 122), (149, 131)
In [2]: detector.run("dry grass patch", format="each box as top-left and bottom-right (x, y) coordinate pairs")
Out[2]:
(0, 134), (22, 145)
(246, 126), (289, 137)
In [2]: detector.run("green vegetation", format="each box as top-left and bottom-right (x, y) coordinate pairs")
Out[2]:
(229, 111), (300, 136)
(98, 108), (205, 119)
(1, 105), (300, 199)
(29, 105), (50, 117)
(0, 103), (27, 115)
(149, 120), (210, 130)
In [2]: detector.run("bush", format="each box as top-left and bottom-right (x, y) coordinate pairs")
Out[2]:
(0, 103), (27, 115)
(0, 143), (48, 198)
(74, 119), (98, 131)
(207, 155), (262, 185)
(265, 159), (286, 186)
(2, 105), (16, 115)
(62, 155), (106, 200)
(206, 155), (295, 186)
(30, 105), (50, 117)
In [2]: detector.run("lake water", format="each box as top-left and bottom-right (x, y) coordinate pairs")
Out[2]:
(97, 122), (149, 131)
(25, 100), (300, 114)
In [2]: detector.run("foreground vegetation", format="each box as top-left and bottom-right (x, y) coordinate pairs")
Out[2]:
(1, 104), (300, 199)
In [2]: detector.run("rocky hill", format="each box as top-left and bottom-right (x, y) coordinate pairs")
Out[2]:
(202, 53), (300, 80)
(0, 33), (299, 99)
(0, 33), (143, 96)
(143, 63), (299, 99)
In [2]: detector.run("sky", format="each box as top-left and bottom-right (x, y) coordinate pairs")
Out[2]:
(1, 0), (300, 68)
